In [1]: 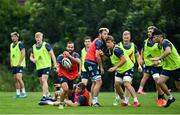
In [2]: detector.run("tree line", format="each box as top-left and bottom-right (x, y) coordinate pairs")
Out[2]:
(0, 0), (179, 91)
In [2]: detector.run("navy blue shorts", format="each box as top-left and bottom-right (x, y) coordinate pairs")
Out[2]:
(81, 71), (89, 80)
(37, 67), (50, 77)
(144, 66), (162, 75)
(115, 67), (134, 78)
(84, 60), (101, 81)
(58, 76), (74, 90)
(161, 68), (180, 81)
(12, 67), (24, 74)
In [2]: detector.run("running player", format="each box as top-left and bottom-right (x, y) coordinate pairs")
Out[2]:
(106, 35), (140, 107)
(151, 28), (180, 107)
(137, 26), (166, 107)
(113, 30), (142, 106)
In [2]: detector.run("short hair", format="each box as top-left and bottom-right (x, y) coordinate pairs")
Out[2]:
(147, 26), (157, 30)
(67, 41), (74, 45)
(77, 82), (86, 90)
(99, 27), (109, 33)
(35, 32), (43, 37)
(84, 36), (92, 41)
(123, 30), (130, 35)
(106, 35), (115, 42)
(152, 28), (163, 36)
(11, 32), (19, 37)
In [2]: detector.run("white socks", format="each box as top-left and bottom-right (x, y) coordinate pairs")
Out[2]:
(138, 86), (143, 91)
(16, 89), (20, 95)
(22, 88), (26, 94)
(134, 97), (138, 102)
(92, 96), (98, 104)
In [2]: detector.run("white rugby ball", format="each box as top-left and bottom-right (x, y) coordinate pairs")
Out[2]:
(62, 58), (72, 69)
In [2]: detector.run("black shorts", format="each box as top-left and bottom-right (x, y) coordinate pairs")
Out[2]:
(58, 76), (74, 90)
(81, 71), (89, 80)
(37, 67), (51, 77)
(12, 66), (24, 74)
(84, 60), (101, 81)
(161, 68), (180, 81)
(144, 66), (162, 75)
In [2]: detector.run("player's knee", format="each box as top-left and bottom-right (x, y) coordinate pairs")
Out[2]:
(124, 81), (131, 88)
(157, 79), (163, 85)
(95, 79), (102, 86)
(114, 82), (120, 87)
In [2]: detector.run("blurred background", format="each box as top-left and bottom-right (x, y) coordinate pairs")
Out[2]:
(0, 0), (179, 92)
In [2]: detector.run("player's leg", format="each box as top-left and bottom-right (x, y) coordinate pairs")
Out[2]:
(42, 74), (49, 96)
(81, 72), (89, 86)
(137, 72), (149, 94)
(16, 72), (26, 97)
(152, 73), (166, 107)
(113, 76), (124, 106)
(157, 74), (175, 107)
(14, 74), (20, 98)
(175, 81), (180, 91)
(92, 76), (102, 106)
(13, 67), (20, 98)
(123, 76), (140, 107)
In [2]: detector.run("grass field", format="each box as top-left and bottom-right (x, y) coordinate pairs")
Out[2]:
(0, 92), (179, 114)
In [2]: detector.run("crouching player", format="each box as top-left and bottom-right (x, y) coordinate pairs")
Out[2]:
(39, 82), (90, 107)
(106, 35), (140, 107)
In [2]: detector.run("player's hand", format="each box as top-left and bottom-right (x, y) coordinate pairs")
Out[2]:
(17, 63), (21, 67)
(150, 57), (160, 61)
(31, 58), (36, 64)
(138, 65), (143, 72)
(108, 67), (116, 72)
(78, 71), (81, 77)
(100, 67), (104, 75)
(63, 51), (70, 57)
(153, 60), (161, 66)
(99, 50), (104, 56)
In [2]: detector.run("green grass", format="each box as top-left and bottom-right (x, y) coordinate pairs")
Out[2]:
(0, 92), (179, 114)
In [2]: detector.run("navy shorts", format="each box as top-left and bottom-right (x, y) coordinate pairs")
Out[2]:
(84, 60), (101, 81)
(144, 66), (162, 75)
(161, 68), (180, 81)
(81, 71), (89, 80)
(12, 67), (24, 74)
(115, 67), (134, 78)
(37, 67), (50, 77)
(58, 76), (74, 90)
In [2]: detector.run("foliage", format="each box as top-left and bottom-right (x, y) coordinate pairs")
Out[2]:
(0, 0), (179, 91)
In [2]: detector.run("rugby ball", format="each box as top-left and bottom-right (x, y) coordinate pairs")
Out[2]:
(61, 58), (72, 69)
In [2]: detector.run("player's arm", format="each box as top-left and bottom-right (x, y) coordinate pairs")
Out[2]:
(96, 49), (104, 74)
(30, 48), (36, 63)
(69, 53), (81, 64)
(135, 45), (143, 72)
(46, 43), (57, 68)
(108, 47), (126, 72)
(151, 40), (172, 61)
(95, 40), (104, 74)
(158, 46), (172, 60)
(64, 99), (79, 107)
(49, 50), (57, 68)
(10, 46), (12, 67)
(17, 43), (25, 66)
